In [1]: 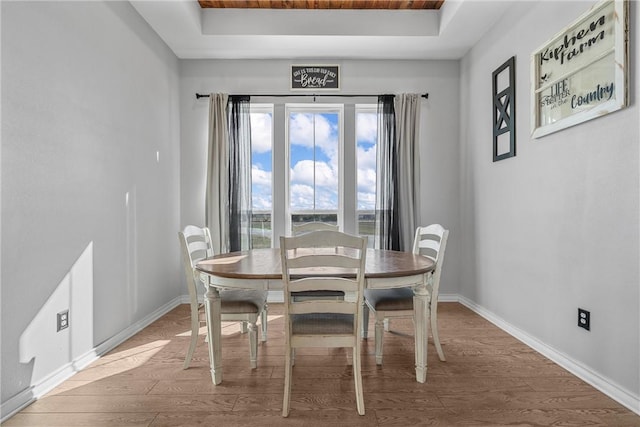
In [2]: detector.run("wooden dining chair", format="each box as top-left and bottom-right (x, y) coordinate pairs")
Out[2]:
(291, 222), (344, 301)
(178, 225), (268, 370)
(280, 230), (367, 417)
(363, 224), (449, 364)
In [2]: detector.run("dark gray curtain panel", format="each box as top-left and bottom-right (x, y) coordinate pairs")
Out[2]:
(375, 95), (400, 251)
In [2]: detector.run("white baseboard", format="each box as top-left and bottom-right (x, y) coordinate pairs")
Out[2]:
(456, 294), (640, 416)
(437, 293), (459, 302)
(0, 297), (183, 423)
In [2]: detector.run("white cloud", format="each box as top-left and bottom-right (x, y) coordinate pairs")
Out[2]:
(290, 160), (338, 188)
(251, 164), (271, 187)
(356, 141), (377, 210)
(251, 193), (272, 211)
(357, 167), (376, 210)
(357, 144), (376, 170)
(314, 188), (339, 210)
(250, 113), (272, 154)
(357, 112), (377, 144)
(290, 183), (338, 211)
(357, 167), (376, 192)
(357, 191), (376, 210)
(251, 164), (272, 210)
(290, 183), (315, 210)
(289, 113), (338, 159)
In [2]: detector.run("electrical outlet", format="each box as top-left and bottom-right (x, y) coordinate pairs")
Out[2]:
(57, 310), (69, 332)
(578, 308), (590, 331)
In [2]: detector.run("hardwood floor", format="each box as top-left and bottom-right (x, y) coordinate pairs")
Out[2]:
(6, 303), (639, 426)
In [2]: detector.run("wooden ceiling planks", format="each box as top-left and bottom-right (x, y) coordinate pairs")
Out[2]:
(198, 0), (444, 10)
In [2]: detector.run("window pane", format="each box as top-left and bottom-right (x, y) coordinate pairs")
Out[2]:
(289, 111), (339, 229)
(251, 109), (272, 248)
(356, 109), (377, 241)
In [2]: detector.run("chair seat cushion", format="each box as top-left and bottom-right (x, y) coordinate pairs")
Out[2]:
(291, 313), (354, 335)
(220, 289), (267, 314)
(364, 287), (414, 311)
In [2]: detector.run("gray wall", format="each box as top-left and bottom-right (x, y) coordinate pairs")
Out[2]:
(179, 58), (462, 295)
(460, 0), (639, 400)
(1, 1), (181, 408)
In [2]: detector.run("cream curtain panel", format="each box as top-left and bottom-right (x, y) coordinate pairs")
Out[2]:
(205, 93), (229, 254)
(394, 93), (421, 252)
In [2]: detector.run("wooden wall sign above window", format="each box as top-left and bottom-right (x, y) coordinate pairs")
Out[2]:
(291, 65), (340, 91)
(530, 0), (628, 138)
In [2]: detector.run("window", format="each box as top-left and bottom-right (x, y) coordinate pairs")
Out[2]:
(246, 101), (378, 247)
(356, 105), (377, 244)
(250, 105), (273, 249)
(286, 105), (342, 231)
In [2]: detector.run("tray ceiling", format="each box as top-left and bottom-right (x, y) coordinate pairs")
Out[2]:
(131, 0), (509, 60)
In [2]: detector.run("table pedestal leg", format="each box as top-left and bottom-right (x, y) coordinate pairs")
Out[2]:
(413, 281), (431, 383)
(204, 284), (223, 384)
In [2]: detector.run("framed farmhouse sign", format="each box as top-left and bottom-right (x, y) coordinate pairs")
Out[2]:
(530, 0), (628, 138)
(291, 65), (340, 91)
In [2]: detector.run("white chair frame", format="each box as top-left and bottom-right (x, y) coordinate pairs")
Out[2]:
(179, 225), (267, 370)
(363, 224), (449, 364)
(280, 230), (367, 417)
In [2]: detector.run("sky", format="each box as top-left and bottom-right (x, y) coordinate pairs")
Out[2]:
(250, 108), (377, 212)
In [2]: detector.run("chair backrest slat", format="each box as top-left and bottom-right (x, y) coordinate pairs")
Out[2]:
(412, 224), (449, 299)
(289, 277), (359, 293)
(289, 300), (358, 315)
(286, 253), (362, 270)
(179, 225), (214, 303)
(181, 225), (214, 263)
(280, 230), (367, 330)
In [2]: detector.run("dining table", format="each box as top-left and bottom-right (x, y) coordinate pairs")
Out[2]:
(195, 247), (435, 385)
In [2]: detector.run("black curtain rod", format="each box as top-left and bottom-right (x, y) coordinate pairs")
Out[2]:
(196, 92), (428, 100)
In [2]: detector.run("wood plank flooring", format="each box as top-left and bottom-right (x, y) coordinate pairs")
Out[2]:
(6, 303), (639, 426)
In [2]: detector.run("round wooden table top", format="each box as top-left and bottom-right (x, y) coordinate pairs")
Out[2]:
(196, 247), (435, 280)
